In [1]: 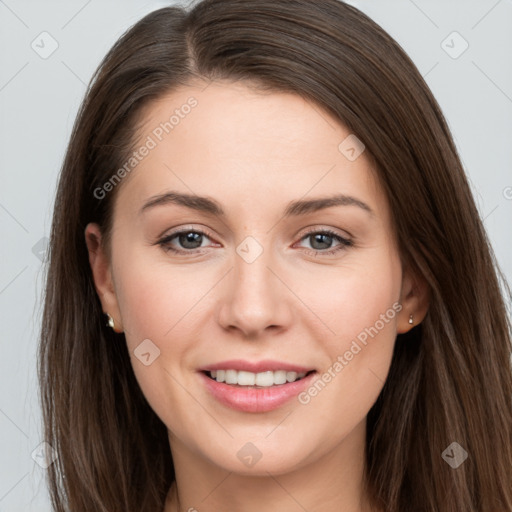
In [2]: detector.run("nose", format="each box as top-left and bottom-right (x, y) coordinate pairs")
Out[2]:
(216, 241), (294, 339)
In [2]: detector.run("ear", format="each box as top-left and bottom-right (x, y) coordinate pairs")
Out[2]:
(396, 264), (430, 334)
(84, 222), (123, 333)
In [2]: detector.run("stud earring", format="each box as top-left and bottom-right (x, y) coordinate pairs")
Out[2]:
(408, 314), (414, 325)
(106, 313), (117, 331)
(106, 313), (123, 333)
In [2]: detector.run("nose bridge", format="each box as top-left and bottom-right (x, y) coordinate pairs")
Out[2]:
(233, 234), (279, 306)
(217, 233), (291, 335)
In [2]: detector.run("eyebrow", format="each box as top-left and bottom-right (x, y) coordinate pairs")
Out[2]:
(139, 191), (374, 218)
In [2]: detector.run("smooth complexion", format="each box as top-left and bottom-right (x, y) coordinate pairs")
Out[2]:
(85, 80), (428, 512)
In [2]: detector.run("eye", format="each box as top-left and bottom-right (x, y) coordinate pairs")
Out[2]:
(156, 227), (353, 256)
(157, 227), (216, 255)
(295, 228), (353, 256)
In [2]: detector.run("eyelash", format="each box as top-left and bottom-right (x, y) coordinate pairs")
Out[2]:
(157, 227), (353, 257)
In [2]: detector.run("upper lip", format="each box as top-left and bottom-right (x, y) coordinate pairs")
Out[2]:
(199, 359), (315, 374)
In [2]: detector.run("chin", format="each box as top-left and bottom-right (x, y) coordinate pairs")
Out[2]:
(200, 439), (319, 477)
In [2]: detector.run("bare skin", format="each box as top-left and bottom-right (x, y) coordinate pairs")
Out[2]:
(85, 80), (428, 512)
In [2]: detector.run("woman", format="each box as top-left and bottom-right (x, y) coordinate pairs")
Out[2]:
(38, 0), (512, 511)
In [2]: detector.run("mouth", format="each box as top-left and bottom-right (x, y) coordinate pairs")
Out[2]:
(202, 369), (316, 388)
(198, 365), (318, 413)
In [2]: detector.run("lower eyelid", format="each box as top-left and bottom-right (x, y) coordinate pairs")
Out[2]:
(158, 229), (352, 254)
(159, 230), (213, 252)
(297, 231), (352, 247)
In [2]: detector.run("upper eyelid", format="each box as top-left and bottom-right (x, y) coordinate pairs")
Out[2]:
(161, 225), (351, 240)
(159, 226), (352, 250)
(298, 226), (352, 240)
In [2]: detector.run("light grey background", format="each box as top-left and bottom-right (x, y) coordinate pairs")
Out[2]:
(0, 0), (511, 510)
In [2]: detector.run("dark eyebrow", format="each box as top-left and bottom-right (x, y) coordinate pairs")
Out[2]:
(139, 191), (374, 218)
(140, 191), (223, 216)
(283, 194), (374, 218)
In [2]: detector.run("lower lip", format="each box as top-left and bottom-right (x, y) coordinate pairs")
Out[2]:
(199, 371), (317, 413)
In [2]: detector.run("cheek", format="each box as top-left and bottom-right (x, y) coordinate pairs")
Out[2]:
(298, 250), (399, 368)
(114, 248), (216, 349)
(114, 236), (400, 385)
(112, 254), (207, 430)
(297, 256), (401, 421)
(296, 250), (401, 348)
(115, 238), (401, 373)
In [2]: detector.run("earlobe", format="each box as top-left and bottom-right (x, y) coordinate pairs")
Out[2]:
(397, 266), (430, 334)
(84, 223), (123, 333)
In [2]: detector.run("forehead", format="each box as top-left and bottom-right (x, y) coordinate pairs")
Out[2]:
(114, 80), (385, 224)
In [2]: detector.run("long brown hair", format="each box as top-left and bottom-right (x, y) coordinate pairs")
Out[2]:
(38, 0), (512, 510)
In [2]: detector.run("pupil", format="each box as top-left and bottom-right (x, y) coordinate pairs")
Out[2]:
(180, 232), (202, 249)
(311, 233), (332, 250)
(177, 233), (333, 251)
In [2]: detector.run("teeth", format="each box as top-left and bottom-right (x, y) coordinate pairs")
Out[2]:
(286, 371), (297, 383)
(238, 371), (255, 386)
(209, 369), (308, 386)
(225, 369), (238, 384)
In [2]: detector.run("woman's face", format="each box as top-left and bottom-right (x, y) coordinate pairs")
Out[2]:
(87, 80), (418, 476)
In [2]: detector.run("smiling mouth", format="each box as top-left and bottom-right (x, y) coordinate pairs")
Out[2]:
(203, 369), (316, 387)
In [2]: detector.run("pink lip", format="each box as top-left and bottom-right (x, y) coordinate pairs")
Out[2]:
(199, 359), (315, 373)
(199, 370), (317, 413)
